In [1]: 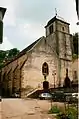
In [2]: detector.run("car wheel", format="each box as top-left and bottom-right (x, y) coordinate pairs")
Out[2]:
(43, 97), (45, 100)
(40, 97), (42, 100)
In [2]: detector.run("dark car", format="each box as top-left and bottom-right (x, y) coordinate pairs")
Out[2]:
(63, 93), (78, 104)
(52, 91), (66, 102)
(68, 93), (78, 103)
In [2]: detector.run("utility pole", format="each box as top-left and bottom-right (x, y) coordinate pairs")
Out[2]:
(0, 7), (6, 44)
(75, 0), (79, 25)
(0, 7), (6, 96)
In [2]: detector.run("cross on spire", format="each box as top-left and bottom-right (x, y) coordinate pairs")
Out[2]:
(55, 8), (57, 16)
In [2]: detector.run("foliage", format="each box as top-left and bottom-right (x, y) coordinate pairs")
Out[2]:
(56, 105), (78, 119)
(66, 106), (78, 119)
(7, 48), (19, 59)
(72, 54), (78, 61)
(48, 104), (78, 119)
(73, 33), (78, 55)
(57, 112), (67, 119)
(0, 48), (20, 69)
(48, 105), (61, 114)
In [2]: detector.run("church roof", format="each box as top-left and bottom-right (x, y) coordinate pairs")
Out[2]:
(17, 37), (43, 57)
(45, 16), (70, 28)
(2, 36), (44, 67)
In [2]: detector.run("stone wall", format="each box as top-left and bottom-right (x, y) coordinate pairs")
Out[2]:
(0, 53), (28, 97)
(72, 58), (78, 81)
(0, 31), (73, 98)
(21, 37), (59, 97)
(0, 18), (73, 98)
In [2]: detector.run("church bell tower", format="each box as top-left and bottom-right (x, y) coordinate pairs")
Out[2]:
(45, 15), (73, 87)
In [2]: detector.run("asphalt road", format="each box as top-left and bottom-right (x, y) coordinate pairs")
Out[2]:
(0, 98), (59, 119)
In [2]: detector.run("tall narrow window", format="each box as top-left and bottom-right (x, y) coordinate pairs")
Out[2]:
(49, 25), (53, 34)
(66, 68), (68, 76)
(73, 71), (77, 80)
(62, 27), (64, 31)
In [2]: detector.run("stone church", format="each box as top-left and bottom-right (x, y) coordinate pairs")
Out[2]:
(0, 15), (73, 97)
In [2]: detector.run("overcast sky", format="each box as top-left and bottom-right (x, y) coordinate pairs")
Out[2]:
(0, 0), (79, 51)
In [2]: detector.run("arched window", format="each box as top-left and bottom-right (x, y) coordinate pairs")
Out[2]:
(49, 25), (53, 34)
(73, 71), (77, 80)
(42, 62), (49, 76)
(62, 27), (64, 31)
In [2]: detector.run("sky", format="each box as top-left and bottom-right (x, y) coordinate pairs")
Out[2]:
(0, 0), (79, 51)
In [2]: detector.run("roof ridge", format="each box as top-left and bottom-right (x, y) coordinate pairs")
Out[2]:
(2, 36), (44, 68)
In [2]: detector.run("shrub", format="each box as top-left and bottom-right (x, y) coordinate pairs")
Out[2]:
(48, 105), (61, 114)
(56, 106), (78, 119)
(66, 106), (78, 119)
(57, 112), (67, 119)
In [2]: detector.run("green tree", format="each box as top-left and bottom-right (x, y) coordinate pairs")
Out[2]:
(0, 48), (20, 69)
(7, 48), (20, 59)
(73, 33), (78, 55)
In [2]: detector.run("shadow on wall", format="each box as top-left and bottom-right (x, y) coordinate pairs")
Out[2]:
(63, 76), (71, 88)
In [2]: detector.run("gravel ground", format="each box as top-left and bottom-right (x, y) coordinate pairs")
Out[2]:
(0, 98), (65, 119)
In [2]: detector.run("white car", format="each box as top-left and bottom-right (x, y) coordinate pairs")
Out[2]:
(72, 93), (79, 99)
(39, 93), (52, 100)
(12, 93), (20, 98)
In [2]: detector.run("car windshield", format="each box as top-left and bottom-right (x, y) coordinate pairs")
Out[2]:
(42, 93), (51, 96)
(43, 93), (47, 96)
(46, 93), (51, 96)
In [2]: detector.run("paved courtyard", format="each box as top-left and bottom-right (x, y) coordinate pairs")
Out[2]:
(0, 98), (65, 119)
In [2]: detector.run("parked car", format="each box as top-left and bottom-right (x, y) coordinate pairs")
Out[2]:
(52, 91), (66, 102)
(39, 93), (52, 100)
(12, 93), (20, 98)
(71, 93), (78, 103)
(64, 93), (78, 103)
(72, 93), (78, 98)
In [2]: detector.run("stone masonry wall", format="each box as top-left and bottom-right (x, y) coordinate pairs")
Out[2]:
(1, 53), (27, 97)
(22, 37), (59, 97)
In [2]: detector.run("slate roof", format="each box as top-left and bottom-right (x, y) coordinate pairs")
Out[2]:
(2, 37), (43, 67)
(45, 16), (70, 28)
(17, 37), (42, 58)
